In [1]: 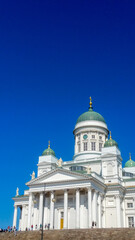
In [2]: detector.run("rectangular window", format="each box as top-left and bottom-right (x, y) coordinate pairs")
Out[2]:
(127, 203), (133, 208)
(99, 136), (102, 140)
(92, 135), (95, 139)
(83, 142), (87, 151)
(99, 143), (102, 151)
(128, 217), (134, 227)
(91, 142), (96, 151)
(78, 144), (80, 152)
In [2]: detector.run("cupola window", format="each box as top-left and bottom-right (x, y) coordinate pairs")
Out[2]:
(83, 142), (88, 151)
(99, 143), (102, 151)
(91, 142), (96, 151)
(78, 143), (80, 152)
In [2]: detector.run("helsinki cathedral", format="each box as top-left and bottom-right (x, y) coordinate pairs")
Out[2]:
(13, 98), (135, 230)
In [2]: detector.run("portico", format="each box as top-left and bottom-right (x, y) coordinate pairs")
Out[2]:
(13, 168), (105, 230)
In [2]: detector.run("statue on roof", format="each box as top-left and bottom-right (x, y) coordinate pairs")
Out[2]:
(58, 158), (63, 167)
(87, 165), (91, 174)
(16, 187), (19, 196)
(31, 171), (35, 180)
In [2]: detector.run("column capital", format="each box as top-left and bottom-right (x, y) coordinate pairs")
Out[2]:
(76, 188), (80, 192)
(50, 190), (55, 194)
(87, 186), (92, 191)
(99, 192), (104, 198)
(64, 189), (69, 193)
(93, 189), (98, 194)
(40, 191), (44, 196)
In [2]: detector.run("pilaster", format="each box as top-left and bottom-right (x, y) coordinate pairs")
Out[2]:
(116, 195), (121, 227)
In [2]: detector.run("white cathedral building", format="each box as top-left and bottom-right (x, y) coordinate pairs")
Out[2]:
(13, 98), (135, 230)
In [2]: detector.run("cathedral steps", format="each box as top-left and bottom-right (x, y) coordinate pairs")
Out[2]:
(0, 228), (135, 240)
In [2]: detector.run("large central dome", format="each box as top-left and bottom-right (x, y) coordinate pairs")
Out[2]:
(76, 108), (106, 124)
(76, 97), (106, 124)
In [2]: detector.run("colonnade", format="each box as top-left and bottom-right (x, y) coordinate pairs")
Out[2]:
(13, 189), (122, 230)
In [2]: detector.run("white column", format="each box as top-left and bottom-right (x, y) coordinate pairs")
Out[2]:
(98, 193), (102, 228)
(13, 205), (18, 228)
(39, 192), (44, 228)
(88, 187), (92, 228)
(64, 190), (68, 229)
(28, 192), (32, 229)
(93, 190), (97, 224)
(44, 196), (49, 228)
(116, 195), (121, 227)
(76, 189), (80, 228)
(50, 191), (54, 229)
(21, 205), (26, 231)
(19, 207), (22, 230)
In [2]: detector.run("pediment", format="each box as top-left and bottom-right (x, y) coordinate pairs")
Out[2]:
(26, 168), (89, 186)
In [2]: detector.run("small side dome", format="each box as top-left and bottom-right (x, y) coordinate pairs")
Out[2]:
(104, 132), (118, 148)
(76, 97), (106, 124)
(42, 141), (55, 156)
(125, 153), (135, 167)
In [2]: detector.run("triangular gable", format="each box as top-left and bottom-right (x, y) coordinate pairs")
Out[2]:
(26, 168), (89, 186)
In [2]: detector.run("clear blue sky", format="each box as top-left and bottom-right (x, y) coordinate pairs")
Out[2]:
(0, 0), (135, 229)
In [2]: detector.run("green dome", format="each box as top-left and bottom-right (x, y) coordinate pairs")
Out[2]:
(42, 143), (55, 156)
(104, 133), (118, 148)
(125, 155), (135, 167)
(104, 138), (118, 148)
(76, 97), (106, 124)
(76, 109), (106, 124)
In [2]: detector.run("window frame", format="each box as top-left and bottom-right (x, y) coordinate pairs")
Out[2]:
(83, 142), (88, 151)
(91, 142), (96, 151)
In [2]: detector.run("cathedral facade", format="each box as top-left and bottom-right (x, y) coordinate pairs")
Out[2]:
(12, 98), (135, 230)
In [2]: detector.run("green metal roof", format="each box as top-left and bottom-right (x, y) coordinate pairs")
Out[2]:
(42, 142), (55, 156)
(104, 138), (118, 148)
(76, 109), (106, 124)
(76, 97), (106, 124)
(125, 156), (135, 167)
(42, 147), (55, 156)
